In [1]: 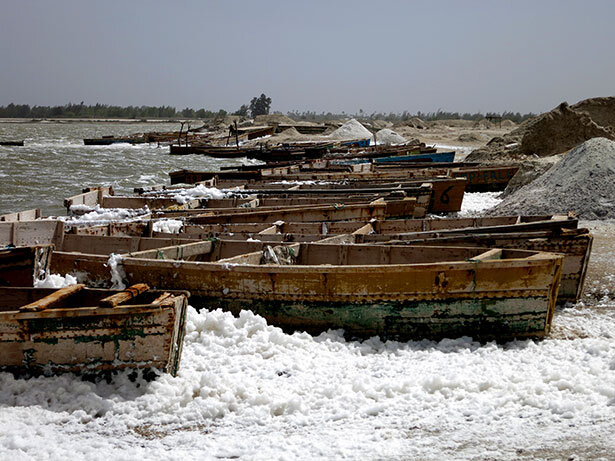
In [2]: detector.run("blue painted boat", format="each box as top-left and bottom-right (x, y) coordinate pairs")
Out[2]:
(341, 139), (371, 148)
(335, 151), (455, 165)
(374, 151), (455, 163)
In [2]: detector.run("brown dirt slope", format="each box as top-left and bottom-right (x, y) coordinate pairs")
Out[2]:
(466, 98), (615, 162)
(571, 96), (615, 130)
(518, 102), (615, 157)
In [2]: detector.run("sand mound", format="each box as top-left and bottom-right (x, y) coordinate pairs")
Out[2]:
(375, 129), (406, 145)
(571, 96), (615, 130)
(518, 102), (615, 157)
(491, 138), (615, 219)
(328, 119), (374, 141)
(457, 133), (484, 142)
(501, 119), (517, 128)
(395, 117), (427, 129)
(253, 114), (296, 125)
(466, 98), (615, 163)
(473, 119), (493, 129)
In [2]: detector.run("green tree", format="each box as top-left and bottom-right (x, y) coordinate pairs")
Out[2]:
(234, 104), (249, 116)
(249, 93), (272, 117)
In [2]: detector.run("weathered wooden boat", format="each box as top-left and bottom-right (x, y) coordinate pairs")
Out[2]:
(175, 162), (518, 193)
(83, 136), (146, 145)
(0, 284), (188, 378)
(51, 241), (563, 342)
(169, 144), (263, 158)
(0, 140), (24, 146)
(337, 151), (456, 164)
(186, 199), (426, 224)
(451, 165), (519, 192)
(360, 228), (591, 304)
(1, 245), (53, 286)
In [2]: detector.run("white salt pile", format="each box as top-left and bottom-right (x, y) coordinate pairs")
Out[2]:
(493, 137), (615, 218)
(152, 218), (183, 234)
(60, 205), (150, 224)
(328, 119), (374, 142)
(375, 128), (406, 145)
(34, 273), (78, 288)
(172, 185), (230, 205)
(458, 192), (503, 217)
(107, 253), (126, 290)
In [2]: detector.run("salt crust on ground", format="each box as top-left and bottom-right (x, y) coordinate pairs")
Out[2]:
(0, 305), (613, 460)
(458, 192), (503, 216)
(4, 195), (612, 460)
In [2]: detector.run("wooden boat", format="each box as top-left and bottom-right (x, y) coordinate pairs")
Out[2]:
(186, 199), (426, 224)
(53, 214), (591, 304)
(0, 284), (188, 378)
(0, 245), (53, 286)
(83, 136), (146, 145)
(51, 241), (564, 342)
(337, 151), (456, 164)
(169, 144), (263, 158)
(451, 166), (519, 192)
(0, 141), (24, 146)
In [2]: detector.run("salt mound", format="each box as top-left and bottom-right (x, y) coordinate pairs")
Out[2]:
(328, 119), (374, 142)
(375, 128), (406, 145)
(491, 137), (615, 219)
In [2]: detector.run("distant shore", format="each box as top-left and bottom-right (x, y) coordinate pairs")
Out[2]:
(0, 118), (194, 124)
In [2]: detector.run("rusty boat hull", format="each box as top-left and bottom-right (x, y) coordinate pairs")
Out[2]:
(0, 287), (188, 378)
(53, 242), (564, 342)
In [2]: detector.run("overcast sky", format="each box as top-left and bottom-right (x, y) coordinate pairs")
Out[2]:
(0, 0), (613, 115)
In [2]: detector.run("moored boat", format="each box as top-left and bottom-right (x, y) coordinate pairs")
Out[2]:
(51, 241), (564, 342)
(0, 284), (189, 378)
(0, 245), (53, 286)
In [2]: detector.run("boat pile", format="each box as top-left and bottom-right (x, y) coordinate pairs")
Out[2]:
(0, 142), (594, 379)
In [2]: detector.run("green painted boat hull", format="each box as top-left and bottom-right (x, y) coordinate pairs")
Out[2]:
(196, 295), (551, 342)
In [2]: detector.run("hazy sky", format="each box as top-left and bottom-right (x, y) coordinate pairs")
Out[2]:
(1, 0), (613, 114)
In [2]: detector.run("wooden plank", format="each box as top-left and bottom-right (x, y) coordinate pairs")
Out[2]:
(125, 240), (214, 260)
(19, 284), (85, 312)
(469, 249), (503, 261)
(99, 283), (150, 308)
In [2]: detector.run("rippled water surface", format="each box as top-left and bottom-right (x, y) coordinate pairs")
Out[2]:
(0, 121), (250, 216)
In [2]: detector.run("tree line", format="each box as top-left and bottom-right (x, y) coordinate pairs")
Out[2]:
(287, 109), (535, 123)
(0, 102), (228, 119)
(0, 101), (535, 123)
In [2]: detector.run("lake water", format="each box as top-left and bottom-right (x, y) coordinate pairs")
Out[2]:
(0, 121), (254, 216)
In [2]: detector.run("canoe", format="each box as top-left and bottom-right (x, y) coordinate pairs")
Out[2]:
(0, 284), (188, 378)
(51, 241), (563, 342)
(0, 141), (24, 147)
(53, 215), (590, 305)
(0, 245), (53, 286)
(337, 151), (456, 164)
(83, 137), (146, 145)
